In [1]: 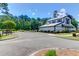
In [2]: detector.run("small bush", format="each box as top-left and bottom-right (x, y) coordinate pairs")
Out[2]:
(61, 30), (69, 33)
(45, 50), (57, 56)
(47, 30), (50, 33)
(0, 34), (2, 37)
(50, 31), (54, 33)
(56, 31), (60, 33)
(72, 33), (76, 37)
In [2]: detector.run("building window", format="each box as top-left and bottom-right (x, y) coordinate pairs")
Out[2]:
(52, 20), (55, 23)
(66, 18), (70, 24)
(57, 19), (62, 22)
(48, 21), (51, 24)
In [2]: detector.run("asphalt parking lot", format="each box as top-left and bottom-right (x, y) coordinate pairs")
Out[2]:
(0, 31), (79, 56)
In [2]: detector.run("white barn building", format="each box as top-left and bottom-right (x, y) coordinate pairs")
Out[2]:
(39, 9), (76, 32)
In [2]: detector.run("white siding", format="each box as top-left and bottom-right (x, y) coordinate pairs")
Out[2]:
(49, 27), (54, 31)
(39, 26), (54, 31)
(55, 26), (63, 31)
(55, 24), (64, 31)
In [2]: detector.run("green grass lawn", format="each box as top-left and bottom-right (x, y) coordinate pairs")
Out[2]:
(0, 34), (16, 41)
(45, 50), (57, 56)
(55, 33), (79, 41)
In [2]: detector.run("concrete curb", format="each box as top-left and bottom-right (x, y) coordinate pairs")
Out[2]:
(29, 48), (79, 56)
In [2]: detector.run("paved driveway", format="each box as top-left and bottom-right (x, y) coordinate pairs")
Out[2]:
(0, 31), (79, 56)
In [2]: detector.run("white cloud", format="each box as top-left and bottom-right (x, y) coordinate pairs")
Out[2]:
(32, 12), (36, 15)
(78, 14), (79, 16)
(48, 12), (51, 15)
(28, 9), (32, 12)
(35, 9), (38, 12)
(60, 8), (66, 13)
(58, 8), (67, 17)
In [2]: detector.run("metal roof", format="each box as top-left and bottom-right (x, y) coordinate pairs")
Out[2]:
(40, 22), (61, 27)
(47, 16), (67, 21)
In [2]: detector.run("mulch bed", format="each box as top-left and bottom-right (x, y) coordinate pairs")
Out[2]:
(31, 48), (79, 56)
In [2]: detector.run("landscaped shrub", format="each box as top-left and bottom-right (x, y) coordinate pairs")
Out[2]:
(72, 33), (76, 37)
(51, 31), (54, 33)
(56, 31), (60, 33)
(45, 50), (57, 56)
(0, 34), (2, 37)
(47, 30), (50, 33)
(60, 30), (70, 33)
(65, 30), (70, 33)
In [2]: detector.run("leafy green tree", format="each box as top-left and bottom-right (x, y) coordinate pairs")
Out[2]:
(18, 15), (31, 30)
(18, 15), (30, 21)
(71, 19), (78, 31)
(1, 20), (16, 30)
(15, 20), (21, 30)
(24, 21), (31, 30)
(67, 14), (78, 31)
(41, 18), (50, 25)
(37, 17), (41, 21)
(0, 22), (2, 29)
(1, 20), (16, 35)
(0, 3), (9, 15)
(31, 18), (41, 31)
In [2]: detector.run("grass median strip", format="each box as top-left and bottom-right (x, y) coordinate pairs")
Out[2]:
(0, 34), (16, 41)
(54, 33), (79, 41)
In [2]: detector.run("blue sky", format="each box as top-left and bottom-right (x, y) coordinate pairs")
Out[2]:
(8, 3), (79, 21)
